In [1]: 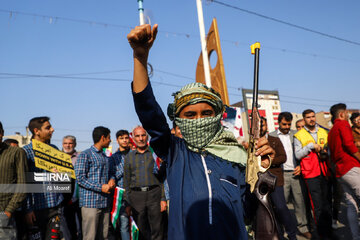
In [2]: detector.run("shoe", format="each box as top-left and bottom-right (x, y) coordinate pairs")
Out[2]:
(300, 232), (312, 239)
(332, 219), (339, 229)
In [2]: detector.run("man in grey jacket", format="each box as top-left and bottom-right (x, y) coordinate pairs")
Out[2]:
(269, 112), (311, 239)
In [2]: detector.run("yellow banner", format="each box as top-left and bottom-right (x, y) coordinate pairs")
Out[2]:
(32, 139), (76, 179)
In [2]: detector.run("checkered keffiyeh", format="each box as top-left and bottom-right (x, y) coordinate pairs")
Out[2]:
(175, 114), (222, 151)
(175, 113), (246, 165)
(173, 82), (224, 116)
(172, 82), (247, 165)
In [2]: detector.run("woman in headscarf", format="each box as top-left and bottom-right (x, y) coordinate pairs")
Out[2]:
(127, 24), (275, 240)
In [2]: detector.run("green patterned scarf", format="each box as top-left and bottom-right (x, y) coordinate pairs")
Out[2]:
(172, 83), (247, 166)
(175, 114), (222, 151)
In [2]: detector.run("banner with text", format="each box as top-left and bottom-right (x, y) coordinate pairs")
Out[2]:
(32, 139), (76, 179)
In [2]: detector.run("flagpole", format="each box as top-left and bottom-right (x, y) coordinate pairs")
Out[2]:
(138, 0), (145, 25)
(196, 0), (211, 88)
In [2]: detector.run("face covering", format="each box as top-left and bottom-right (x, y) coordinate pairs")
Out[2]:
(175, 113), (222, 152)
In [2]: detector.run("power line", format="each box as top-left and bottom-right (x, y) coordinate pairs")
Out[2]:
(0, 70), (238, 95)
(228, 91), (360, 104)
(1, 71), (359, 105)
(262, 45), (359, 63)
(0, 69), (131, 79)
(0, 72), (132, 82)
(211, 0), (360, 47)
(280, 94), (360, 104)
(0, 9), (193, 38)
(0, 9), (358, 63)
(228, 92), (338, 108)
(0, 9), (132, 29)
(155, 69), (195, 81)
(221, 38), (359, 62)
(0, 72), (183, 88)
(280, 100), (331, 108)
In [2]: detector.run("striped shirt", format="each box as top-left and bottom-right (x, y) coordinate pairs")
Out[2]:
(23, 142), (64, 211)
(123, 148), (163, 201)
(0, 143), (27, 213)
(75, 145), (114, 208)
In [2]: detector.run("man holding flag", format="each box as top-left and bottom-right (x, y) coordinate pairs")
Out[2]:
(109, 130), (131, 240)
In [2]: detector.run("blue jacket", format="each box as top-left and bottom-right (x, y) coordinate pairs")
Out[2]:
(133, 83), (247, 240)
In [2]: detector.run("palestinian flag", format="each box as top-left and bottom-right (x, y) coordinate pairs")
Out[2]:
(130, 216), (139, 240)
(111, 187), (124, 228)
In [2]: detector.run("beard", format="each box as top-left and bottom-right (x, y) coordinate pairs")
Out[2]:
(63, 148), (74, 154)
(135, 141), (147, 149)
(280, 127), (290, 134)
(308, 121), (316, 127)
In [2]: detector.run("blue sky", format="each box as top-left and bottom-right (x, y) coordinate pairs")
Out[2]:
(1, 0), (359, 150)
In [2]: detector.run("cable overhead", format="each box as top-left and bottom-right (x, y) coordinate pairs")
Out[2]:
(0, 69), (131, 79)
(0, 9), (132, 29)
(0, 9), (358, 63)
(155, 69), (195, 80)
(280, 100), (331, 108)
(211, 0), (360, 47)
(0, 72), (132, 82)
(280, 94), (360, 104)
(0, 9), (193, 38)
(0, 72), (183, 88)
(1, 71), (359, 104)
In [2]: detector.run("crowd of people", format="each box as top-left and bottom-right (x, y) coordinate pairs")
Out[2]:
(1, 23), (360, 240)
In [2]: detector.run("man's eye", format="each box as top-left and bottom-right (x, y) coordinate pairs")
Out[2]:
(202, 110), (214, 116)
(184, 112), (196, 117)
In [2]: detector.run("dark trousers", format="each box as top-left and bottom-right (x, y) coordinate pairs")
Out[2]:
(270, 186), (297, 240)
(129, 186), (163, 240)
(34, 207), (61, 240)
(63, 201), (82, 239)
(304, 175), (333, 239)
(329, 173), (343, 221)
(14, 210), (27, 240)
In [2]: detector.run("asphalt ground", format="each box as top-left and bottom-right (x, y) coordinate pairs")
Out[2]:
(246, 200), (354, 239)
(292, 201), (352, 240)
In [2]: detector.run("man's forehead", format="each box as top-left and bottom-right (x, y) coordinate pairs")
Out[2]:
(183, 102), (213, 110)
(134, 132), (146, 136)
(63, 139), (74, 144)
(134, 127), (146, 135)
(42, 121), (51, 127)
(118, 134), (129, 138)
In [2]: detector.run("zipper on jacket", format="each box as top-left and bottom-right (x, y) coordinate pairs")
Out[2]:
(201, 155), (213, 225)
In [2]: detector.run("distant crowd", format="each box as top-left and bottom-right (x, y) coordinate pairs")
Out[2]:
(0, 105), (360, 240)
